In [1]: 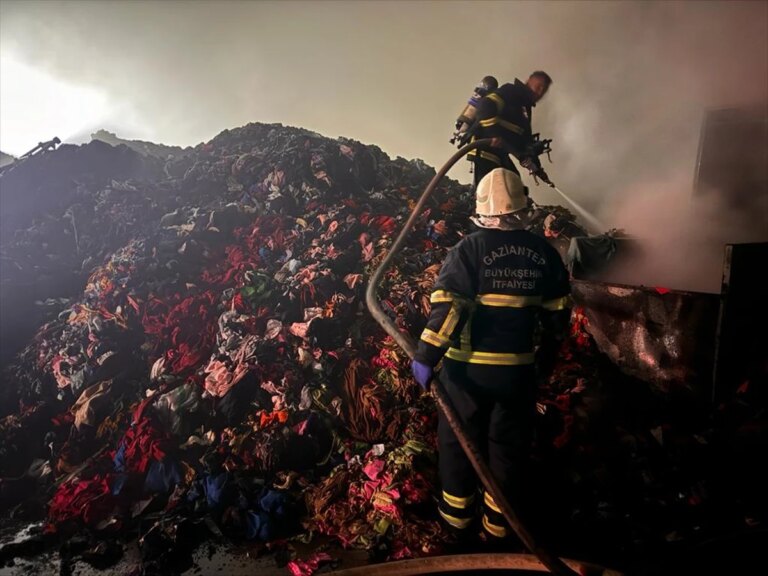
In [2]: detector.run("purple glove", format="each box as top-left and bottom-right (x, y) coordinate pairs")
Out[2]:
(411, 360), (433, 391)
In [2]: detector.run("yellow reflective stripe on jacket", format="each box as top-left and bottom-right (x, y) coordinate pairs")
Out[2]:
(440, 509), (472, 529)
(479, 151), (501, 163)
(542, 295), (573, 311)
(443, 491), (475, 509)
(482, 514), (507, 537)
(420, 328), (452, 349)
(467, 149), (502, 164)
(476, 294), (543, 308)
(438, 303), (461, 337)
(487, 93), (505, 112)
(445, 349), (535, 365)
(429, 290), (455, 304)
(483, 491), (502, 514)
(459, 305), (474, 351)
(477, 117), (524, 135)
(459, 318), (471, 351)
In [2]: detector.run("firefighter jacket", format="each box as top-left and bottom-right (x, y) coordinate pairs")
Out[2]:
(467, 79), (540, 169)
(415, 228), (571, 368)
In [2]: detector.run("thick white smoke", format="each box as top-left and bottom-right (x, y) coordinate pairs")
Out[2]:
(1, 1), (766, 291)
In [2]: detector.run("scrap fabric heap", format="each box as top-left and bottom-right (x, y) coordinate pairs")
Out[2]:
(0, 124), (496, 572)
(2, 124), (761, 575)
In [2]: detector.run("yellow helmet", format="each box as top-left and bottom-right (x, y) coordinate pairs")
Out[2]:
(475, 168), (527, 216)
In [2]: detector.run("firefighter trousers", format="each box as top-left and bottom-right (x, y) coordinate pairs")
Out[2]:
(437, 358), (537, 539)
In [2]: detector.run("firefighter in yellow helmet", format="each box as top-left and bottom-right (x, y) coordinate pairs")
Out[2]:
(411, 168), (572, 544)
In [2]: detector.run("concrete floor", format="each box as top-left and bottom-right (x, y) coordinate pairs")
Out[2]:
(0, 519), (370, 576)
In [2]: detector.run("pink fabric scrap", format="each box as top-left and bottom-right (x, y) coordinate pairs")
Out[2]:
(290, 322), (310, 339)
(363, 459), (385, 481)
(344, 274), (363, 289)
(286, 552), (334, 576)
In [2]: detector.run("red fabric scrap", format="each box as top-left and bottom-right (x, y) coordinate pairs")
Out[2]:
(389, 543), (413, 560)
(286, 552), (334, 576)
(369, 215), (397, 236)
(113, 399), (169, 475)
(48, 474), (115, 526)
(141, 292), (218, 375)
(553, 415), (575, 449)
(259, 409), (289, 429)
(401, 473), (431, 504)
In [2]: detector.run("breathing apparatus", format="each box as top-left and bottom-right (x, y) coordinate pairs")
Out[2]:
(450, 75), (498, 147)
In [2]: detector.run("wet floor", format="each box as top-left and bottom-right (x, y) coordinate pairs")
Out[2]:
(0, 519), (370, 576)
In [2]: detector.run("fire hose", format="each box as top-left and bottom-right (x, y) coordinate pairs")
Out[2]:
(364, 139), (622, 575)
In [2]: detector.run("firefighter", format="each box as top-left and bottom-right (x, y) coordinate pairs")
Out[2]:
(468, 71), (553, 188)
(411, 168), (572, 543)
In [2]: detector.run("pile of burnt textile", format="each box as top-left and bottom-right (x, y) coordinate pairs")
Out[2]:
(0, 124), (765, 575)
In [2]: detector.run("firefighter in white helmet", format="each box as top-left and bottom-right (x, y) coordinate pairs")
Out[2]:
(411, 168), (572, 544)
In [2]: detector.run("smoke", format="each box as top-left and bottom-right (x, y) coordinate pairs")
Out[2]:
(599, 166), (768, 293)
(0, 0), (766, 291)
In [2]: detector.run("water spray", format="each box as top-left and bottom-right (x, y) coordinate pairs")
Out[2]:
(548, 184), (607, 233)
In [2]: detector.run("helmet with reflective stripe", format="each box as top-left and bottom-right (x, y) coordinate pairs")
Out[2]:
(475, 168), (527, 216)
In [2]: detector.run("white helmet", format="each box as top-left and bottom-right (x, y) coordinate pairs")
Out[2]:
(475, 168), (527, 216)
